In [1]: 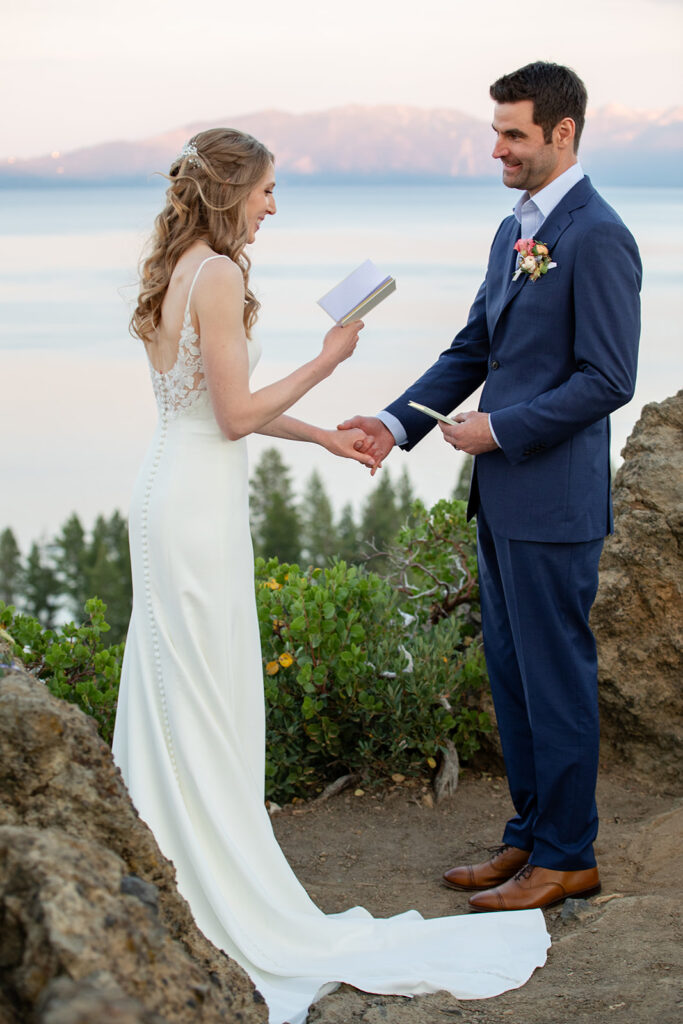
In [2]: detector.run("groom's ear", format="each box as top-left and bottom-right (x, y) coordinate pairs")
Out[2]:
(554, 117), (576, 150)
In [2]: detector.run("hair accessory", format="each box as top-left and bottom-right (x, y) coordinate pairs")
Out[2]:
(180, 141), (200, 166)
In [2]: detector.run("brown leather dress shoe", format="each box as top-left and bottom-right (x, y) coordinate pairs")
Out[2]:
(442, 844), (530, 891)
(468, 863), (601, 911)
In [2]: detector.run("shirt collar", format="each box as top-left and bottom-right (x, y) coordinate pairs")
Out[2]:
(513, 161), (584, 225)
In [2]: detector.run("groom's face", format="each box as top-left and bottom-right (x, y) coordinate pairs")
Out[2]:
(491, 100), (561, 196)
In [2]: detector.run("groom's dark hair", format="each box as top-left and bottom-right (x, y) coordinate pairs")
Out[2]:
(490, 62), (588, 152)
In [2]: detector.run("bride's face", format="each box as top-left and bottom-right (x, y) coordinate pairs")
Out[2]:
(245, 163), (277, 243)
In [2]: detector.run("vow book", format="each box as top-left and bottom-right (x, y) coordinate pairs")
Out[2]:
(318, 259), (396, 325)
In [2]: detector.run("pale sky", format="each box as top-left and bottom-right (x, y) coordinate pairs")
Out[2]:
(3, 0), (682, 159)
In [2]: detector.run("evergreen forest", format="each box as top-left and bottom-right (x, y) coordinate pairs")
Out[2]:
(1, 449), (473, 643)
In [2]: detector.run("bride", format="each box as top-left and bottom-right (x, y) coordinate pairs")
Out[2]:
(112, 127), (549, 1024)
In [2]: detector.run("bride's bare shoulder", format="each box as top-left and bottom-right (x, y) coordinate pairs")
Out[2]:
(194, 252), (243, 286)
(189, 257), (244, 317)
(163, 247), (242, 312)
(170, 244), (235, 283)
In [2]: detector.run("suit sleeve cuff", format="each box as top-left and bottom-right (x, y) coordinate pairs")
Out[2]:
(488, 413), (501, 449)
(377, 410), (408, 447)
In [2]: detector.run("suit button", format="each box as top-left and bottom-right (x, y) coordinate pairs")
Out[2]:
(491, 360), (500, 370)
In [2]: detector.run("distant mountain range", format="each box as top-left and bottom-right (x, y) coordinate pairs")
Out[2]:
(2, 104), (682, 187)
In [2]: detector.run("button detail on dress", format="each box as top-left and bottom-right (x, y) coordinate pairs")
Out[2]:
(491, 360), (500, 370)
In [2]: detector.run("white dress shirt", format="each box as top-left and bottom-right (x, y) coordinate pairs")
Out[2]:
(514, 161), (584, 241)
(378, 162), (585, 448)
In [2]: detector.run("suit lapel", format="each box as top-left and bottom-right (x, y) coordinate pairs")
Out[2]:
(489, 176), (596, 335)
(487, 217), (521, 334)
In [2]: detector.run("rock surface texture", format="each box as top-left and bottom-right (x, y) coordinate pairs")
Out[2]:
(592, 391), (683, 787)
(0, 663), (268, 1024)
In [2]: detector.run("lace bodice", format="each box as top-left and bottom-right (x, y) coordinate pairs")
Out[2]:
(149, 306), (208, 419)
(148, 255), (260, 420)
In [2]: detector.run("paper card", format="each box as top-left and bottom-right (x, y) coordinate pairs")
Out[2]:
(407, 401), (458, 425)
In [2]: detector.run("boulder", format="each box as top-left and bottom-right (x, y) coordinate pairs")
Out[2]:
(0, 665), (268, 1024)
(592, 391), (683, 786)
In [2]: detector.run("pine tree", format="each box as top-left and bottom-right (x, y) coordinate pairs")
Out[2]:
(300, 470), (337, 567)
(359, 470), (399, 570)
(336, 503), (360, 564)
(85, 511), (132, 643)
(23, 541), (59, 627)
(54, 513), (89, 615)
(250, 448), (301, 563)
(395, 466), (416, 526)
(0, 528), (22, 606)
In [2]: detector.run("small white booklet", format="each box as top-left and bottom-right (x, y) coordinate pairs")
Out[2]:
(318, 259), (396, 325)
(407, 400), (457, 425)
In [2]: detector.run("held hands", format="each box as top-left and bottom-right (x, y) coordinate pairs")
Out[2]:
(337, 415), (395, 475)
(320, 320), (364, 374)
(322, 427), (376, 468)
(333, 410), (497, 469)
(438, 411), (498, 455)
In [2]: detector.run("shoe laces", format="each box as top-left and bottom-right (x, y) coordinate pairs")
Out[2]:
(513, 863), (535, 881)
(486, 844), (511, 860)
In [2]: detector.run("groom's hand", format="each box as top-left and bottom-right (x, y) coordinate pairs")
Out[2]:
(338, 415), (395, 474)
(439, 411), (498, 455)
(322, 428), (376, 468)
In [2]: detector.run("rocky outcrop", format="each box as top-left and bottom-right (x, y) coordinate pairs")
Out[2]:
(474, 393), (683, 784)
(592, 391), (683, 786)
(0, 664), (268, 1024)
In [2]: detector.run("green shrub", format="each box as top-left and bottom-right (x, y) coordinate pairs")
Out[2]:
(0, 598), (123, 744)
(387, 498), (480, 626)
(0, 499), (490, 802)
(255, 554), (489, 803)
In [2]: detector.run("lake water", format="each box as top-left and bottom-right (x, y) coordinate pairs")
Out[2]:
(1, 181), (681, 547)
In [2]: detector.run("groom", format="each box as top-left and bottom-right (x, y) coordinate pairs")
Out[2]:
(341, 62), (641, 911)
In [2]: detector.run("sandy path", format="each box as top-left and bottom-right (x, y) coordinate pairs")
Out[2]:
(271, 769), (682, 1024)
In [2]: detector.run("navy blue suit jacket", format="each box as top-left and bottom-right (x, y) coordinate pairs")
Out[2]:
(385, 176), (642, 543)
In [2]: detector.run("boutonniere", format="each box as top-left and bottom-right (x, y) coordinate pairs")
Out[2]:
(513, 238), (557, 282)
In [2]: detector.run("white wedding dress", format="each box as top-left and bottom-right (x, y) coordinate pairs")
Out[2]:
(113, 256), (550, 1024)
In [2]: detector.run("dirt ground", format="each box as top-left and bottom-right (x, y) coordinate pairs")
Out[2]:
(271, 766), (682, 1024)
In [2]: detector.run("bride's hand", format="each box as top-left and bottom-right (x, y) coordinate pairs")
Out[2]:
(321, 427), (379, 469)
(319, 320), (364, 372)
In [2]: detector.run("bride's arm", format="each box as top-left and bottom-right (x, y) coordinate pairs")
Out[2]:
(257, 414), (375, 466)
(197, 259), (363, 441)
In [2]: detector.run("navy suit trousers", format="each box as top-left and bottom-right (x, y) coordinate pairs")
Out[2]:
(476, 506), (604, 870)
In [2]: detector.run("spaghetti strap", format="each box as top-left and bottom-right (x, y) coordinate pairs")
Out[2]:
(184, 255), (231, 319)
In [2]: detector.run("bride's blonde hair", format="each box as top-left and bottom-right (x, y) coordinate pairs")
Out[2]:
(131, 128), (274, 343)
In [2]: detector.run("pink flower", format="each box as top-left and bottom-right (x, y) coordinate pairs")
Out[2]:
(514, 238), (535, 255)
(511, 237), (556, 283)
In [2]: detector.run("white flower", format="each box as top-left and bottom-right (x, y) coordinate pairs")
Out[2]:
(521, 254), (537, 273)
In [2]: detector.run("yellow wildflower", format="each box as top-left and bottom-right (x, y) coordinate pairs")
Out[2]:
(278, 652), (294, 668)
(265, 660), (280, 675)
